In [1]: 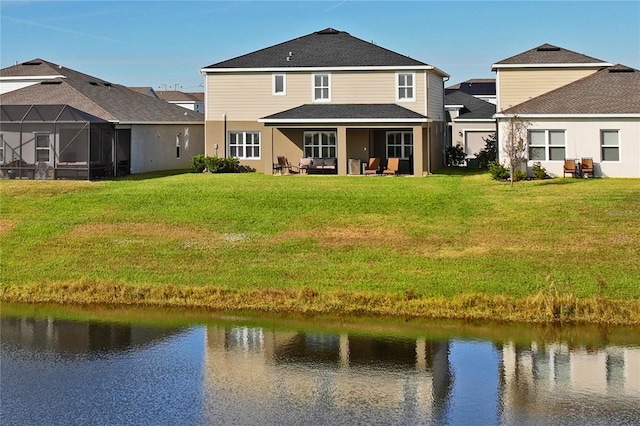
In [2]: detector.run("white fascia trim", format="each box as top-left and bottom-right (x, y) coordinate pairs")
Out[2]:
(491, 62), (613, 70)
(0, 75), (66, 81)
(445, 104), (465, 109)
(454, 118), (496, 122)
(494, 113), (640, 119)
(119, 121), (204, 125)
(258, 118), (432, 124)
(200, 65), (439, 73)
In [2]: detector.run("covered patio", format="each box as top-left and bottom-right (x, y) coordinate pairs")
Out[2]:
(259, 104), (439, 176)
(0, 104), (130, 180)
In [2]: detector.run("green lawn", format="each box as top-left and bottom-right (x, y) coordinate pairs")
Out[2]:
(2, 169), (639, 304)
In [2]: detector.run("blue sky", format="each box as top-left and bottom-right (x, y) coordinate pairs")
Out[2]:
(1, 1), (639, 92)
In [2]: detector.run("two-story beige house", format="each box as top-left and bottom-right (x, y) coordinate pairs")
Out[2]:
(492, 44), (640, 178)
(200, 28), (449, 176)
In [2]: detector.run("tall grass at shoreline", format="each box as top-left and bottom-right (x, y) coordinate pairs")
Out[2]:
(1, 170), (639, 323)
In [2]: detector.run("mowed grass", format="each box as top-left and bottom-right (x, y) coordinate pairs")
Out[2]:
(1, 169), (639, 322)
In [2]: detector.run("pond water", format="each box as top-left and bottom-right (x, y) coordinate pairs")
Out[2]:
(1, 306), (639, 426)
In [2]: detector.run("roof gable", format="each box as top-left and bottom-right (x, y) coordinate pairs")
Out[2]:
(0, 59), (203, 123)
(492, 44), (611, 68)
(500, 64), (640, 115)
(204, 28), (431, 70)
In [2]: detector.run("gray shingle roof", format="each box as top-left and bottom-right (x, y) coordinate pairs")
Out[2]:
(501, 65), (640, 115)
(260, 103), (428, 121)
(157, 91), (203, 102)
(445, 91), (496, 120)
(445, 79), (495, 96)
(493, 44), (610, 67)
(0, 59), (203, 123)
(204, 28), (432, 69)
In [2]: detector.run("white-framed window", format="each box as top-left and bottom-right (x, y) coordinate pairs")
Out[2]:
(176, 133), (182, 159)
(312, 73), (330, 101)
(35, 133), (51, 162)
(601, 130), (620, 162)
(273, 74), (286, 95)
(397, 72), (415, 101)
(303, 131), (336, 158)
(528, 130), (565, 161)
(229, 131), (260, 159)
(386, 131), (413, 159)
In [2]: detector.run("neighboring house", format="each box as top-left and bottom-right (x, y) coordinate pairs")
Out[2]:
(199, 28), (449, 176)
(444, 90), (496, 161)
(129, 86), (160, 98)
(0, 59), (204, 180)
(445, 78), (496, 105)
(492, 44), (640, 178)
(157, 91), (205, 113)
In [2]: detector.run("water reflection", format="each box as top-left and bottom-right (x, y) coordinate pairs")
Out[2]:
(1, 313), (639, 426)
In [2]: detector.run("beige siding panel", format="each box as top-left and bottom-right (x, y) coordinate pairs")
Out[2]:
(498, 68), (600, 110)
(427, 72), (445, 121)
(206, 70), (428, 121)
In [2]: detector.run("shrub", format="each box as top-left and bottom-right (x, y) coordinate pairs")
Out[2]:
(488, 161), (510, 180)
(446, 145), (467, 166)
(532, 162), (550, 180)
(191, 154), (206, 173)
(513, 169), (528, 182)
(475, 133), (497, 168)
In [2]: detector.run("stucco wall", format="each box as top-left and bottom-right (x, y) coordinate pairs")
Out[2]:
(497, 118), (640, 178)
(129, 124), (204, 174)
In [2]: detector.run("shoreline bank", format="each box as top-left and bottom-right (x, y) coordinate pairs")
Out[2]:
(2, 280), (639, 326)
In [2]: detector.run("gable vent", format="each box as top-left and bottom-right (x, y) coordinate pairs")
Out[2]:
(537, 46), (561, 52)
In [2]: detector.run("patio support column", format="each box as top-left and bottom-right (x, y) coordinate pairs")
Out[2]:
(337, 126), (347, 176)
(412, 125), (424, 176)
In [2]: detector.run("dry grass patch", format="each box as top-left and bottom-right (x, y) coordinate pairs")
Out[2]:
(0, 219), (18, 236)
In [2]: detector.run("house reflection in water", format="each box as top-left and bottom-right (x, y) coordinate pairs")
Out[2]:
(0, 316), (186, 356)
(204, 326), (452, 423)
(500, 341), (640, 423)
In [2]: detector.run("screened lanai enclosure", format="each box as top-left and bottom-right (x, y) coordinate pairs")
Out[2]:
(0, 105), (130, 180)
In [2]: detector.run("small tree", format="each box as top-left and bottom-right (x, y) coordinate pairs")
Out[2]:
(475, 132), (497, 168)
(502, 115), (531, 187)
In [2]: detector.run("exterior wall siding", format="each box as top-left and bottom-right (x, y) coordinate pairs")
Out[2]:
(206, 70), (429, 121)
(130, 124), (204, 174)
(497, 68), (600, 110)
(427, 72), (445, 122)
(497, 118), (640, 178)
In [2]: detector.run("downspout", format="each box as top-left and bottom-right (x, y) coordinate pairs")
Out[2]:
(223, 112), (227, 158)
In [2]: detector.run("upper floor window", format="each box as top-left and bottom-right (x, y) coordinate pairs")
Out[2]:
(313, 74), (330, 101)
(229, 131), (260, 160)
(176, 133), (182, 159)
(386, 131), (413, 159)
(528, 130), (565, 161)
(397, 73), (415, 101)
(601, 130), (619, 161)
(273, 74), (286, 95)
(35, 133), (51, 162)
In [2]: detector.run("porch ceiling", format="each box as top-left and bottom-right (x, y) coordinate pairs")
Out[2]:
(259, 103), (431, 125)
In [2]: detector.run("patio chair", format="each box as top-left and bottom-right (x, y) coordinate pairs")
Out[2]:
(299, 157), (312, 174)
(276, 156), (299, 174)
(383, 158), (400, 176)
(563, 159), (577, 177)
(581, 158), (594, 178)
(364, 157), (380, 175)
